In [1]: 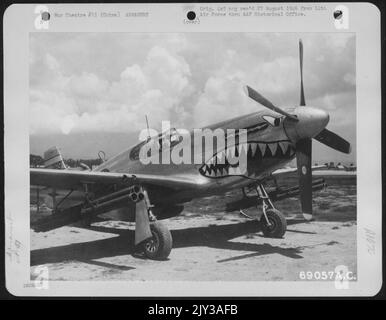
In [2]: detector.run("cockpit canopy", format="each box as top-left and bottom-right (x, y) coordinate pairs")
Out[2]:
(129, 128), (183, 161)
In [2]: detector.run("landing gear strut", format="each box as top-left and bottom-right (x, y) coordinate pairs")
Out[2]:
(241, 184), (287, 238)
(79, 184), (173, 260)
(139, 188), (172, 260)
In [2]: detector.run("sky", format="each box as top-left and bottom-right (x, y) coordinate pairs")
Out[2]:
(30, 33), (356, 163)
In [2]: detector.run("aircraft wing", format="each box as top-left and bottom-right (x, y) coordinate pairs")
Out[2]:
(271, 165), (327, 178)
(30, 168), (206, 191)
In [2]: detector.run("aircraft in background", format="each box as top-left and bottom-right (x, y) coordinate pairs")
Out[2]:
(319, 162), (356, 171)
(30, 40), (351, 260)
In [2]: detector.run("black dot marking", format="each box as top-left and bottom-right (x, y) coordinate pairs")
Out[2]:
(187, 11), (196, 21)
(333, 10), (342, 20)
(41, 11), (50, 21)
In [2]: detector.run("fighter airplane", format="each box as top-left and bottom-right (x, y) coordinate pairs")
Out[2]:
(30, 40), (351, 260)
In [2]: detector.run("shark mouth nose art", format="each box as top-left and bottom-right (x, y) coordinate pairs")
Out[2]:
(199, 141), (295, 178)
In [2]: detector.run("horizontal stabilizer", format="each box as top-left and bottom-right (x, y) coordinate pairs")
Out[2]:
(44, 146), (66, 169)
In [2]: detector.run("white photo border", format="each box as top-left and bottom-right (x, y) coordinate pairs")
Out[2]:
(3, 2), (382, 296)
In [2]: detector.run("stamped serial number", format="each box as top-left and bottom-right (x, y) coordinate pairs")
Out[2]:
(299, 268), (356, 281)
(192, 304), (238, 317)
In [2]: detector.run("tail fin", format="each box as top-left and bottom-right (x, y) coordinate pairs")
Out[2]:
(43, 146), (66, 169)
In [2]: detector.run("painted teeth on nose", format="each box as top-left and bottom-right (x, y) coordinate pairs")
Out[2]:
(247, 143), (253, 155)
(200, 141), (296, 178)
(221, 150), (227, 163)
(216, 151), (223, 165)
(279, 141), (288, 154)
(268, 143), (278, 156)
(258, 143), (267, 156)
(250, 143), (258, 156)
(239, 144), (247, 157)
(227, 146), (235, 162)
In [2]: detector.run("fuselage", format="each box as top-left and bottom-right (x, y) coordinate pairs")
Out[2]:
(32, 104), (330, 221)
(94, 109), (298, 204)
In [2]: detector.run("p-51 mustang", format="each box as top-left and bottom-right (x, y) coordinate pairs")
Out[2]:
(30, 40), (351, 260)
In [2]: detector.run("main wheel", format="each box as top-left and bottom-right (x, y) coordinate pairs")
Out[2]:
(143, 221), (172, 260)
(260, 209), (287, 238)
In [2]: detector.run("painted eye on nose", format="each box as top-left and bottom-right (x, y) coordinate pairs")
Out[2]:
(263, 115), (282, 127)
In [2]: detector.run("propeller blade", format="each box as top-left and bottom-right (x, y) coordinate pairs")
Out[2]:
(296, 138), (313, 220)
(299, 39), (306, 106)
(244, 85), (298, 121)
(314, 128), (351, 154)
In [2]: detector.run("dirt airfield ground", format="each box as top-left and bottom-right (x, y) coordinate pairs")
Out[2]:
(30, 175), (356, 281)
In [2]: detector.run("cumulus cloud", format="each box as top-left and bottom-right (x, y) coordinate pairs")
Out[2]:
(30, 43), (192, 134)
(194, 77), (251, 126)
(30, 33), (355, 141)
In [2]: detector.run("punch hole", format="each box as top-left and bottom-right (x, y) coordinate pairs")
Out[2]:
(333, 10), (343, 20)
(187, 11), (196, 21)
(42, 11), (50, 21)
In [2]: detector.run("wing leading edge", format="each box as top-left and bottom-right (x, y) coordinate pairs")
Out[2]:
(271, 164), (327, 178)
(30, 168), (207, 191)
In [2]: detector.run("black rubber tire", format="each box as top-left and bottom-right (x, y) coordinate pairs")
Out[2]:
(143, 221), (172, 260)
(260, 209), (287, 238)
